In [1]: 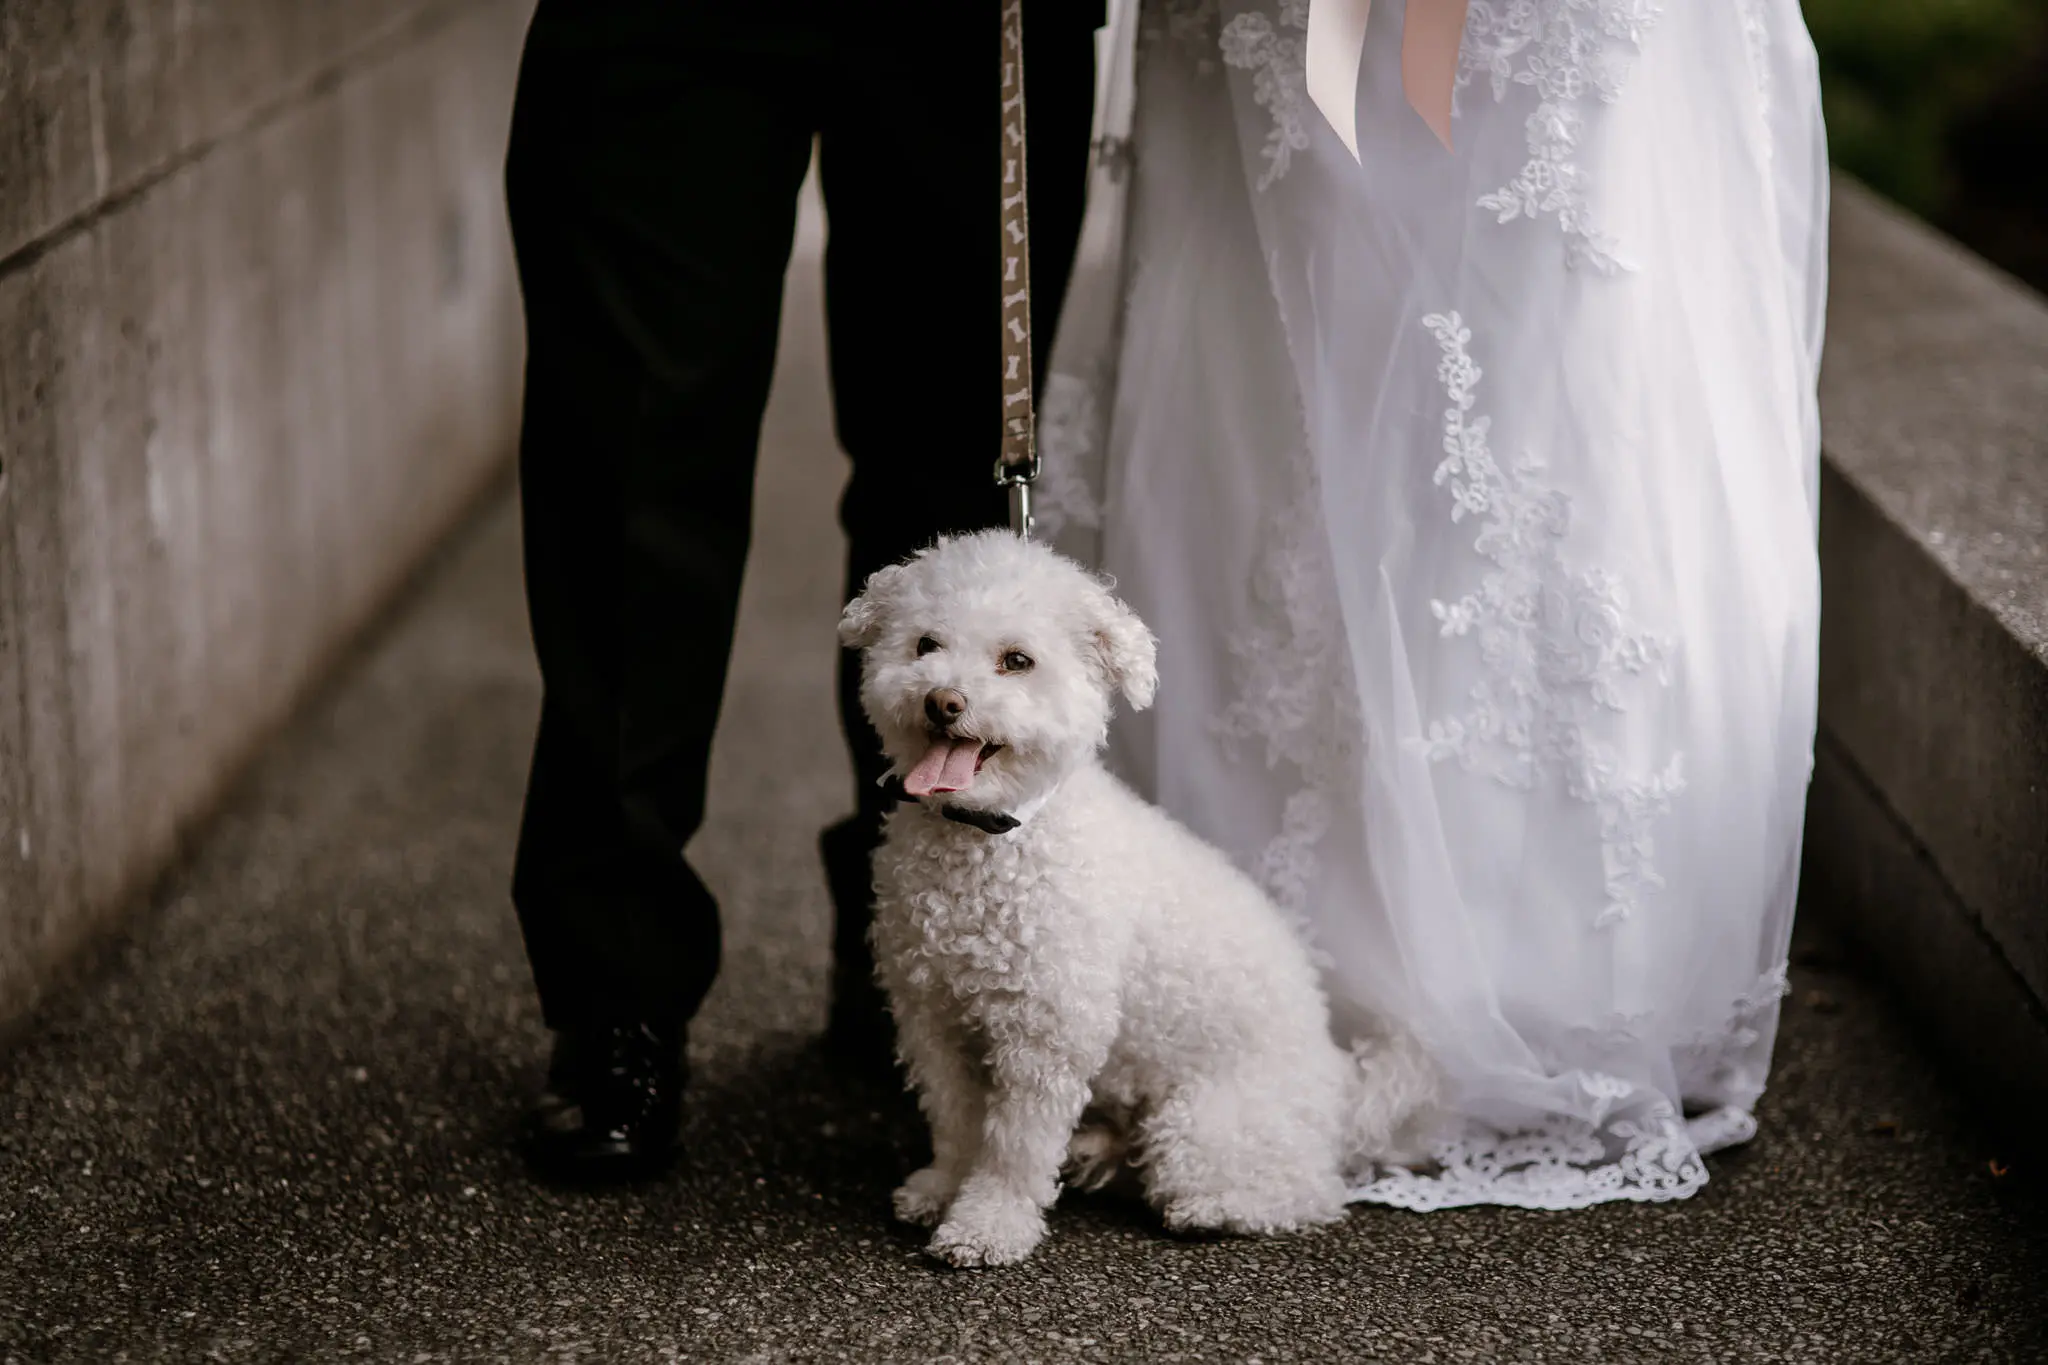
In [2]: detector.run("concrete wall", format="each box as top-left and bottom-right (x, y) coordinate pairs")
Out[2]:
(0, 0), (534, 1026)
(1807, 179), (2048, 1138)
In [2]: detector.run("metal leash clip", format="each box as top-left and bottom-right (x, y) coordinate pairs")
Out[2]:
(993, 446), (1039, 540)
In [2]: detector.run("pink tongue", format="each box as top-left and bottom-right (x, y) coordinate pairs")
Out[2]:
(903, 738), (984, 796)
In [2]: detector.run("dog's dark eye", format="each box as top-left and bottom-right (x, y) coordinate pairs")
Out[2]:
(916, 636), (941, 657)
(1000, 650), (1034, 674)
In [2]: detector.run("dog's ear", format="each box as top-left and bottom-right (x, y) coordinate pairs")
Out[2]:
(1089, 592), (1158, 710)
(839, 562), (907, 650)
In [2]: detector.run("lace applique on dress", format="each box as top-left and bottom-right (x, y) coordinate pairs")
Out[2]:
(1676, 961), (1792, 1110)
(1412, 312), (1683, 930)
(1144, 0), (1224, 74)
(1688, 963), (1793, 1052)
(1213, 439), (1356, 924)
(1354, 960), (1795, 1209)
(1208, 239), (1356, 928)
(1034, 372), (1108, 541)
(1353, 1072), (1707, 1211)
(1460, 0), (1662, 272)
(1198, 0), (1657, 238)
(1219, 1), (1312, 190)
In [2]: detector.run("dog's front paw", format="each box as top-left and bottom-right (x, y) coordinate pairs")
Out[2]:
(892, 1167), (955, 1227)
(926, 1203), (1046, 1267)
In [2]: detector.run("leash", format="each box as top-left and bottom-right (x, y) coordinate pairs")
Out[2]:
(996, 0), (1038, 537)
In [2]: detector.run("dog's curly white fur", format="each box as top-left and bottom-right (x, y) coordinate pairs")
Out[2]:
(841, 532), (1438, 1268)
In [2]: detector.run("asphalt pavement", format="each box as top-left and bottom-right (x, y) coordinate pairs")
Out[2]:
(4, 177), (2044, 1365)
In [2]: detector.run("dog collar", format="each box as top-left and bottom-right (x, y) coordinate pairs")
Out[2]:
(942, 806), (1021, 835)
(939, 783), (1058, 835)
(877, 775), (1058, 837)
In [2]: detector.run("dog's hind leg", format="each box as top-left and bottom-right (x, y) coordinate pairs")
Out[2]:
(1138, 1072), (1348, 1237)
(1062, 1103), (1138, 1195)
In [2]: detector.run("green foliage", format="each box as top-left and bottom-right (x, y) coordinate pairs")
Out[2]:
(1804, 0), (2048, 215)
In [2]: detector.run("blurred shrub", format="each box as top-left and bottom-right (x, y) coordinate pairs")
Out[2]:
(1805, 0), (2048, 218)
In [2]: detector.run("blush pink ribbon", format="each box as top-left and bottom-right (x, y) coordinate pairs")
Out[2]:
(1306, 0), (1470, 157)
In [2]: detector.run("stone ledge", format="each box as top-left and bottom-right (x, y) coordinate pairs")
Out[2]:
(1807, 177), (2048, 1136)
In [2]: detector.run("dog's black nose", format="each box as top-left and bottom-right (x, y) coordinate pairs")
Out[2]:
(925, 688), (967, 728)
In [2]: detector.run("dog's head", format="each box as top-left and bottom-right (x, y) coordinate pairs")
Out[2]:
(839, 531), (1157, 815)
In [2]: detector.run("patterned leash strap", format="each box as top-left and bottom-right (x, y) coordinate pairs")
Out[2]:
(995, 0), (1038, 536)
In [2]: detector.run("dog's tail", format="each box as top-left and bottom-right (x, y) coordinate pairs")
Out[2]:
(1343, 1023), (1444, 1170)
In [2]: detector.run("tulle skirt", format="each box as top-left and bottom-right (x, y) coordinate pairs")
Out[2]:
(1040, 0), (1828, 1208)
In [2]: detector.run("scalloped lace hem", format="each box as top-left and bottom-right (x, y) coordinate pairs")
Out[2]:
(1348, 1078), (1768, 1212)
(1348, 1102), (1759, 1211)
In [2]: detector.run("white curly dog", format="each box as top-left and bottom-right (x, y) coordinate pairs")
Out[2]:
(840, 531), (1438, 1268)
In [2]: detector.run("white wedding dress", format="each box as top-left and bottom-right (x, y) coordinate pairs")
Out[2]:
(1039, 0), (1828, 1209)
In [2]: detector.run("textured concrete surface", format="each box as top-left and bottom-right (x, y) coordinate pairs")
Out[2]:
(1808, 179), (2048, 1127)
(4, 181), (2047, 1365)
(1804, 734), (2048, 1142)
(0, 0), (460, 265)
(0, 0), (535, 1029)
(1820, 184), (2048, 663)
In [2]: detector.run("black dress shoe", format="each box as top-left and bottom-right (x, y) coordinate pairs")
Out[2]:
(521, 1022), (685, 1184)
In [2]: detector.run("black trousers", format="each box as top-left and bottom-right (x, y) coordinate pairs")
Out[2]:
(505, 1), (1100, 1030)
